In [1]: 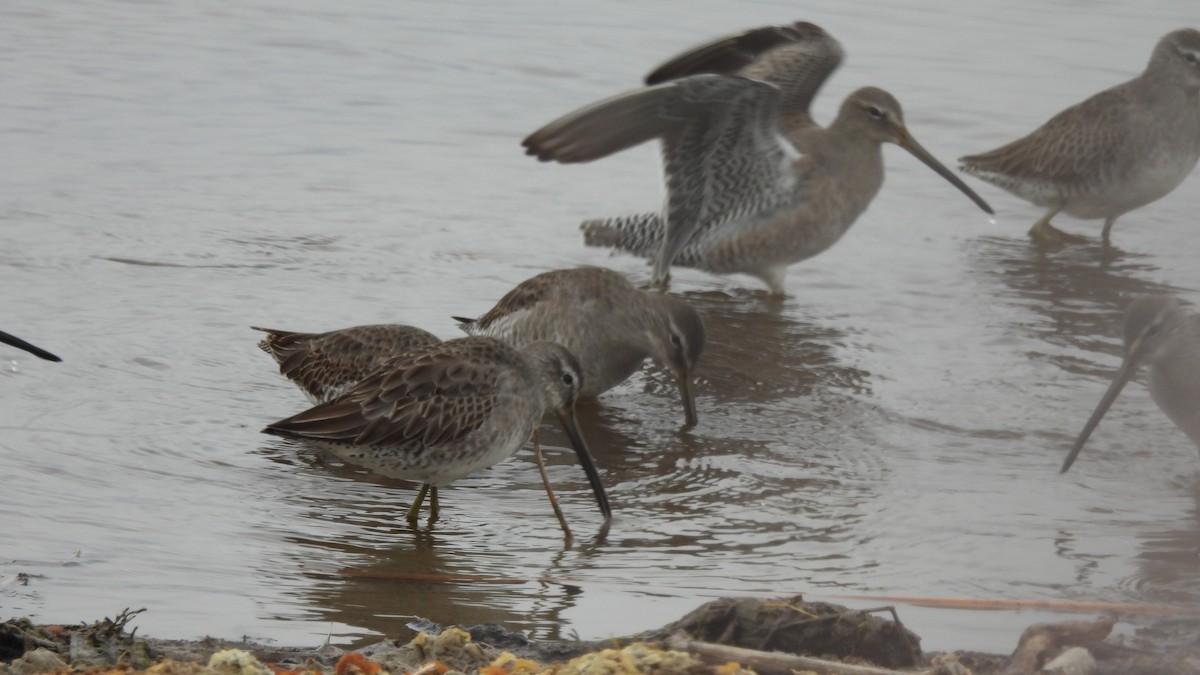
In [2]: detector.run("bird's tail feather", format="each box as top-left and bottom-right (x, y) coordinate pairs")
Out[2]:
(580, 212), (664, 257)
(452, 316), (478, 334)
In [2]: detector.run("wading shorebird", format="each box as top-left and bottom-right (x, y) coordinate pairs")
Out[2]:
(960, 29), (1200, 245)
(454, 267), (705, 426)
(522, 21), (993, 294)
(1061, 296), (1200, 473)
(1, 329), (61, 362)
(263, 336), (612, 525)
(253, 324), (440, 403)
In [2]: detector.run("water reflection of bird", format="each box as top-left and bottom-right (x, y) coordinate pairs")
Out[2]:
(253, 324), (440, 403)
(0, 329), (61, 362)
(523, 21), (992, 294)
(263, 337), (611, 525)
(960, 29), (1200, 244)
(1062, 296), (1200, 472)
(454, 267), (705, 426)
(272, 517), (594, 641)
(963, 235), (1185, 361)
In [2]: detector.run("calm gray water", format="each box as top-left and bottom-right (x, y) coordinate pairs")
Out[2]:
(3, 0), (1199, 655)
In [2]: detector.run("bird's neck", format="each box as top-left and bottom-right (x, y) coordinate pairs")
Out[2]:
(805, 125), (884, 178)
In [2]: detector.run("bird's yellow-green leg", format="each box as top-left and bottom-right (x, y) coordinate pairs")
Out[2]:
(407, 483), (431, 524)
(428, 487), (440, 525)
(1028, 204), (1084, 243)
(532, 427), (572, 539)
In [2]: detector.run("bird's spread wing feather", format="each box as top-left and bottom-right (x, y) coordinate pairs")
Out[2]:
(525, 74), (801, 281)
(645, 21), (843, 129)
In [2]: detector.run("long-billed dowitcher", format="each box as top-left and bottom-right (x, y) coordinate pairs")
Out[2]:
(1, 329), (61, 362)
(453, 267), (705, 426)
(253, 324), (440, 403)
(960, 29), (1200, 244)
(522, 22), (993, 294)
(263, 336), (612, 524)
(1061, 296), (1200, 473)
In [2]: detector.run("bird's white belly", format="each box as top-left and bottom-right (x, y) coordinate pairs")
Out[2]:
(1066, 146), (1200, 219)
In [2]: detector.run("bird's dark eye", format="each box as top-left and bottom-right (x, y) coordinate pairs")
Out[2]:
(670, 334), (683, 347)
(561, 372), (575, 386)
(866, 106), (884, 119)
(1186, 52), (1198, 64)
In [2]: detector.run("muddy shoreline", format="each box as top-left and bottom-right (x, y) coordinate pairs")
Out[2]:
(4, 597), (1199, 674)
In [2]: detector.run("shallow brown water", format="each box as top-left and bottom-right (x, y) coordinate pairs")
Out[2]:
(3, 0), (1199, 655)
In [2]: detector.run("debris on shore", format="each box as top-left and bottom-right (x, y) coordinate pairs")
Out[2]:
(3, 597), (1199, 675)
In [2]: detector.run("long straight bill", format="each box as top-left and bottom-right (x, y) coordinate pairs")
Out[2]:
(0, 330), (61, 362)
(1061, 356), (1140, 473)
(896, 130), (994, 215)
(678, 369), (698, 427)
(558, 409), (612, 519)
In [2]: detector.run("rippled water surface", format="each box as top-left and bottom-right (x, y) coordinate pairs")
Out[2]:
(3, 0), (1199, 654)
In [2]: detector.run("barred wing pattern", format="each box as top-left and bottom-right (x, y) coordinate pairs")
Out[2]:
(524, 74), (804, 283)
(645, 21), (844, 131)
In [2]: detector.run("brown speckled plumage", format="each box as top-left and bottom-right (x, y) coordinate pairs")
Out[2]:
(960, 28), (1200, 242)
(263, 336), (611, 524)
(253, 324), (440, 404)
